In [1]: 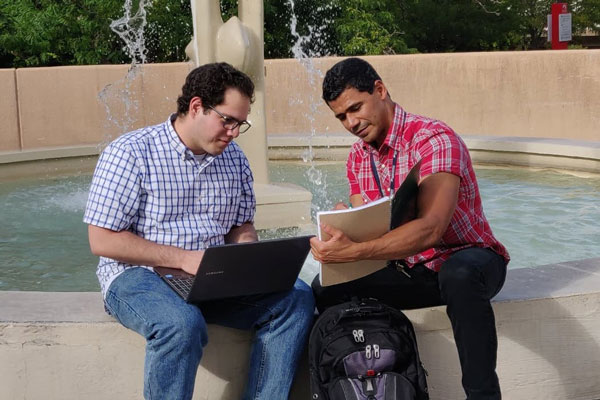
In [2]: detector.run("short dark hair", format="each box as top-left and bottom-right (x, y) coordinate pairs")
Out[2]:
(322, 57), (382, 103)
(177, 62), (255, 115)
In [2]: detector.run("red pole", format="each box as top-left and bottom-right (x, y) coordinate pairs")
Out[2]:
(551, 3), (569, 50)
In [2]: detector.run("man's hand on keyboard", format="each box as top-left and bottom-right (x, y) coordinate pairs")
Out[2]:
(181, 250), (205, 276)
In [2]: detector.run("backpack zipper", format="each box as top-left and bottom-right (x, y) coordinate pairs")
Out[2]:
(352, 329), (365, 343)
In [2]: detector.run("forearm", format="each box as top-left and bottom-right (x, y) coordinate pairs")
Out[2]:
(354, 172), (458, 261)
(312, 173), (458, 265)
(357, 216), (445, 261)
(88, 225), (198, 271)
(225, 222), (258, 244)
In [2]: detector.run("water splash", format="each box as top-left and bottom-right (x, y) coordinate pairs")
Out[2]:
(287, 0), (335, 215)
(97, 0), (153, 148)
(110, 0), (152, 65)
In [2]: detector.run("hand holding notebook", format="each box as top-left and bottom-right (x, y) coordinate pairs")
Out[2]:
(316, 160), (421, 286)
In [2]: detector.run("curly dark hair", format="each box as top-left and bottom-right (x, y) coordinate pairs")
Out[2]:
(177, 62), (255, 115)
(322, 58), (383, 103)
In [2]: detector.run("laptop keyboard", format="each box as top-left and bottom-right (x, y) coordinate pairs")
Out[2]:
(163, 274), (194, 299)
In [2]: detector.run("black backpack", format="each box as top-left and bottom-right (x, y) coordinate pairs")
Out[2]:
(308, 298), (429, 400)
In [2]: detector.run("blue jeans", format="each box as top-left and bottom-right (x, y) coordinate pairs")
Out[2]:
(105, 267), (315, 400)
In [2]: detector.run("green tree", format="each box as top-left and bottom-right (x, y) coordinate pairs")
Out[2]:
(333, 0), (415, 55)
(401, 0), (521, 52)
(473, 0), (600, 49)
(144, 0), (192, 63)
(3, 0), (598, 69)
(502, 0), (553, 49)
(571, 0), (600, 35)
(0, 0), (194, 67)
(0, 0), (127, 67)
(220, 0), (339, 58)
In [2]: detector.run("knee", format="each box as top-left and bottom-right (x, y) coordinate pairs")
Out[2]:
(283, 279), (315, 323)
(154, 307), (209, 350)
(311, 274), (337, 302)
(438, 262), (481, 301)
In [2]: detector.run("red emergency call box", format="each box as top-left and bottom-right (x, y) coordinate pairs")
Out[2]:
(550, 3), (572, 50)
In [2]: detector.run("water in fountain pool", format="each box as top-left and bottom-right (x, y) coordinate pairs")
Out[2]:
(1, 162), (599, 291)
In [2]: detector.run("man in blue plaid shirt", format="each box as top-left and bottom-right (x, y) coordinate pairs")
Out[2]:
(84, 63), (314, 400)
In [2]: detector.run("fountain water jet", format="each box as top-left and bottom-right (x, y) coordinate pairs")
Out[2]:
(186, 0), (312, 230)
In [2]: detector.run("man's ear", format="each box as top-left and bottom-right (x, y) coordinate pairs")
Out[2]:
(373, 80), (388, 100)
(189, 96), (204, 116)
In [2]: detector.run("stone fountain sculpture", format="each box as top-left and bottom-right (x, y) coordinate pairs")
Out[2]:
(185, 0), (312, 230)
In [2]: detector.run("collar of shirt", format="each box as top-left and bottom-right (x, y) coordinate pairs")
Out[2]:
(166, 114), (214, 164)
(165, 114), (188, 159)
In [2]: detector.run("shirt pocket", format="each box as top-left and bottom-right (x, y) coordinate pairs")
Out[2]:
(201, 181), (242, 228)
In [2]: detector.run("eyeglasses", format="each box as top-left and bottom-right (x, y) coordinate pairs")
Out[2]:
(207, 106), (252, 134)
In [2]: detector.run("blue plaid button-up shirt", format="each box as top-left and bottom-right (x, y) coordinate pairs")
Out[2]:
(84, 116), (256, 297)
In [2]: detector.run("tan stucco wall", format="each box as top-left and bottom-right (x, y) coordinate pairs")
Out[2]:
(0, 69), (20, 152)
(13, 63), (191, 150)
(0, 50), (598, 156)
(16, 65), (130, 149)
(264, 50), (600, 141)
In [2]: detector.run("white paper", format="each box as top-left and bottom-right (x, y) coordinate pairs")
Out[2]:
(559, 13), (572, 42)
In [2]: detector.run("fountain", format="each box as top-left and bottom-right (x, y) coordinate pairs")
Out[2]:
(1, 1), (600, 398)
(185, 0), (312, 230)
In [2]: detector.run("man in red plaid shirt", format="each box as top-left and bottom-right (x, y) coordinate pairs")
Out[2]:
(310, 58), (510, 400)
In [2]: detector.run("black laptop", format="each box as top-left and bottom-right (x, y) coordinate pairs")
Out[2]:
(155, 236), (313, 303)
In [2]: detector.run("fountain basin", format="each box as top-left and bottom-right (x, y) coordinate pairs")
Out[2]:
(2, 143), (600, 292)
(1, 136), (600, 399)
(1, 51), (599, 399)
(2, 257), (600, 400)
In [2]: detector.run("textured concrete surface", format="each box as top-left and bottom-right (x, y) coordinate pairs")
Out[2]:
(1, 258), (600, 399)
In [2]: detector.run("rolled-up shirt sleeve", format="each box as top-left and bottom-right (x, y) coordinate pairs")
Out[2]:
(235, 155), (256, 226)
(346, 151), (361, 197)
(414, 129), (467, 180)
(83, 143), (141, 231)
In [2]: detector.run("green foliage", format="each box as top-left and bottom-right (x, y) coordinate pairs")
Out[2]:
(400, 0), (522, 52)
(144, 0), (192, 62)
(0, 0), (193, 67)
(498, 0), (554, 49)
(334, 0), (415, 55)
(0, 0), (128, 67)
(1, 0), (599, 68)
(572, 0), (600, 34)
(222, 0), (340, 58)
(472, 0), (600, 50)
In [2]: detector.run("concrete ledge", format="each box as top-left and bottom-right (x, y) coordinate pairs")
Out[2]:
(2, 258), (600, 399)
(0, 291), (308, 399)
(463, 135), (600, 173)
(268, 133), (355, 161)
(1, 135), (599, 173)
(412, 257), (600, 399)
(266, 134), (600, 174)
(0, 145), (100, 164)
(254, 183), (312, 229)
(463, 135), (600, 160)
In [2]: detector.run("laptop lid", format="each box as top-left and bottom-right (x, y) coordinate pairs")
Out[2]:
(156, 235), (313, 303)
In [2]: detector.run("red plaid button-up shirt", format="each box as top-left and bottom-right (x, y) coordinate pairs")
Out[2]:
(346, 105), (509, 271)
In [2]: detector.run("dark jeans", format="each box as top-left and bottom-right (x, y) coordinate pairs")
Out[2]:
(311, 247), (507, 400)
